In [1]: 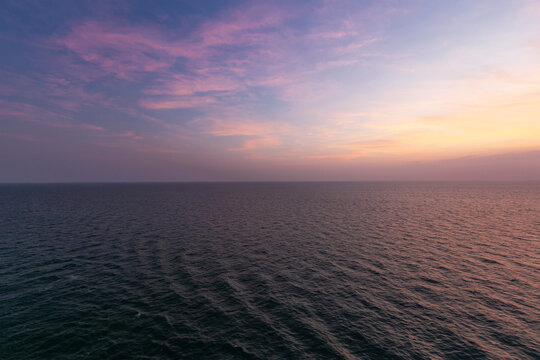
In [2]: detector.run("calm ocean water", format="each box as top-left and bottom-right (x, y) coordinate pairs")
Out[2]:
(0, 182), (538, 359)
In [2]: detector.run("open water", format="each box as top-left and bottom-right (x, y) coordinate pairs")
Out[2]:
(0, 182), (538, 359)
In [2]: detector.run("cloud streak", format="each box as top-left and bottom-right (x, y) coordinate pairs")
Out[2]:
(1, 0), (539, 180)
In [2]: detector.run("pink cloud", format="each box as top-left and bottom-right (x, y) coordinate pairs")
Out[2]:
(80, 124), (105, 131)
(194, 3), (291, 47)
(0, 70), (115, 112)
(304, 139), (399, 161)
(0, 99), (68, 122)
(231, 136), (282, 151)
(307, 31), (357, 40)
(192, 117), (292, 137)
(186, 116), (295, 155)
(0, 99), (104, 132)
(45, 0), (394, 139)
(277, 80), (339, 103)
(337, 37), (379, 53)
(313, 59), (359, 72)
(52, 5), (294, 112)
(56, 21), (179, 80)
(55, 4), (291, 80)
(117, 130), (143, 140)
(146, 75), (241, 96)
(139, 96), (217, 110)
(7, 70), (170, 125)
(53, 2), (382, 103)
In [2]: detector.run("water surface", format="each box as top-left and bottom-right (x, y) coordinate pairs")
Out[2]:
(1, 183), (538, 359)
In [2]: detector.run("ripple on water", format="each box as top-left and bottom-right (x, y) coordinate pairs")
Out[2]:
(0, 182), (539, 359)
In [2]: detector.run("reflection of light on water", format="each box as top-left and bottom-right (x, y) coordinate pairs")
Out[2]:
(1, 183), (538, 359)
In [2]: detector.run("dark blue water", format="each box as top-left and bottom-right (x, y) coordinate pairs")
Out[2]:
(1, 183), (539, 359)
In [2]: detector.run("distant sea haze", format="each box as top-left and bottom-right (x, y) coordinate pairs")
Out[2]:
(1, 182), (538, 359)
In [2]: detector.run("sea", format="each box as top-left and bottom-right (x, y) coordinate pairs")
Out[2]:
(0, 182), (538, 359)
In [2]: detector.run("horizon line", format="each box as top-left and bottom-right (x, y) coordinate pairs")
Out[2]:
(1, 180), (539, 185)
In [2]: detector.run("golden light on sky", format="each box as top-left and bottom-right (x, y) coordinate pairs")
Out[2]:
(1, 0), (539, 181)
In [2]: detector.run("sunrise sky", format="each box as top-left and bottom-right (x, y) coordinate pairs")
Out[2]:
(1, 0), (539, 181)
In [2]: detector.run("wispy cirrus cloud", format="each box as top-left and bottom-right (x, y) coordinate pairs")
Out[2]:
(3, 0), (539, 181)
(48, 0), (389, 161)
(187, 115), (294, 153)
(145, 75), (242, 96)
(198, 118), (291, 137)
(53, 1), (383, 113)
(139, 96), (217, 110)
(231, 136), (282, 151)
(56, 21), (180, 80)
(307, 31), (358, 40)
(0, 99), (103, 131)
(55, 3), (292, 79)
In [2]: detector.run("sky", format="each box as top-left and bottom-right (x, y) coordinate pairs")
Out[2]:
(1, 0), (539, 182)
